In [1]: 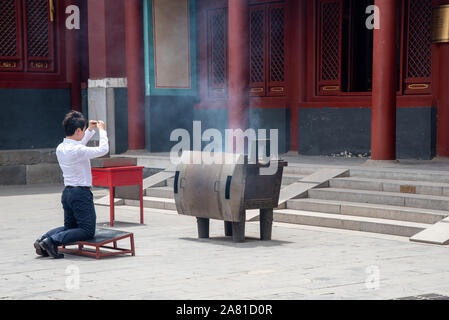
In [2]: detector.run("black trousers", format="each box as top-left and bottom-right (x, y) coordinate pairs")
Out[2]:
(41, 186), (96, 245)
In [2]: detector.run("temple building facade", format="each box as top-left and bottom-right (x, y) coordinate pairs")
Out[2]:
(1, 0), (448, 160)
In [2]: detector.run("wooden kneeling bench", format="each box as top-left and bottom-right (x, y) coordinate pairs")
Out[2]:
(59, 228), (135, 259)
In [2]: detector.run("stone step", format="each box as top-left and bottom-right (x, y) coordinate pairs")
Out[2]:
(410, 219), (449, 245)
(273, 209), (428, 237)
(349, 168), (449, 183)
(145, 176), (175, 188)
(282, 165), (326, 176)
(286, 198), (447, 224)
(281, 174), (305, 185)
(94, 195), (125, 206)
(308, 188), (449, 211)
(117, 154), (173, 170)
(278, 168), (349, 206)
(124, 196), (176, 211)
(145, 186), (174, 199)
(166, 176), (175, 187)
(329, 177), (449, 196)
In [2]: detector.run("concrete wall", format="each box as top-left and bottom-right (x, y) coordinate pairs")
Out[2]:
(298, 107), (436, 159)
(84, 86), (129, 154)
(0, 89), (71, 150)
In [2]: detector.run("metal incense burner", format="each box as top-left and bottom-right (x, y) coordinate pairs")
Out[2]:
(174, 141), (287, 242)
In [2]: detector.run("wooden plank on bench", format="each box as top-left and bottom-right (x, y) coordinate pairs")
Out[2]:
(77, 228), (132, 244)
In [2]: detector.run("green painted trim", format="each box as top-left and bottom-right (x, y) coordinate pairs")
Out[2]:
(145, 0), (198, 97)
(143, 0), (151, 96)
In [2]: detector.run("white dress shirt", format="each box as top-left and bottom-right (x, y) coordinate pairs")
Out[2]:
(56, 129), (109, 187)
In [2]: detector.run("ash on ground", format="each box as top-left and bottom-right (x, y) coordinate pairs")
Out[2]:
(330, 151), (370, 158)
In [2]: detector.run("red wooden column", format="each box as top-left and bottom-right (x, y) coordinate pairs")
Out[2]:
(371, 0), (397, 160)
(288, 0), (307, 152)
(87, 0), (107, 79)
(87, 0), (126, 79)
(437, 0), (449, 157)
(438, 44), (449, 156)
(65, 0), (81, 112)
(228, 0), (250, 131)
(125, 0), (146, 150)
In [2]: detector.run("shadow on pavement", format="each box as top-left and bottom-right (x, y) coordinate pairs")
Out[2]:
(96, 221), (147, 229)
(0, 183), (64, 197)
(179, 236), (293, 248)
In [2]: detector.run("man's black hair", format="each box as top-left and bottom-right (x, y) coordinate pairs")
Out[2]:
(62, 111), (87, 137)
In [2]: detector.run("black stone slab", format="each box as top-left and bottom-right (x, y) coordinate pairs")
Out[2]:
(148, 96), (195, 152)
(298, 106), (437, 159)
(396, 107), (436, 160)
(0, 165), (26, 185)
(0, 89), (70, 150)
(299, 107), (371, 156)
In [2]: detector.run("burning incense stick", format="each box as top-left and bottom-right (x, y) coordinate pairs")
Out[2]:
(92, 100), (98, 122)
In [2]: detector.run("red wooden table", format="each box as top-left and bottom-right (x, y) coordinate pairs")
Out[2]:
(92, 166), (144, 227)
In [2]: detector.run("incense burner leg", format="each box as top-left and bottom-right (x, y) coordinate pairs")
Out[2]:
(197, 218), (210, 239)
(260, 208), (273, 240)
(232, 209), (246, 242)
(224, 221), (233, 236)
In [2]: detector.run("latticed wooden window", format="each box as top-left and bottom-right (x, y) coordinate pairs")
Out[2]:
(317, 0), (342, 95)
(317, 0), (433, 96)
(250, 7), (265, 96)
(0, 0), (56, 73)
(208, 8), (228, 98)
(0, 0), (23, 71)
(268, 4), (285, 96)
(206, 2), (286, 98)
(404, 0), (432, 94)
(249, 3), (286, 97)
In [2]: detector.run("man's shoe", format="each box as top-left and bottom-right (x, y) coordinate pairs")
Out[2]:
(34, 239), (49, 257)
(39, 238), (64, 259)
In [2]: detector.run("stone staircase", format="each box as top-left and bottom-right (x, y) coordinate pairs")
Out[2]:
(99, 156), (449, 241)
(275, 165), (449, 238)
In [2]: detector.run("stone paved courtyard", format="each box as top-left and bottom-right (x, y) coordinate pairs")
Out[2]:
(1, 183), (449, 300)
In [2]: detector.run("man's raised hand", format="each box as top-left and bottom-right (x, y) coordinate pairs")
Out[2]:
(97, 121), (106, 131)
(88, 120), (98, 131)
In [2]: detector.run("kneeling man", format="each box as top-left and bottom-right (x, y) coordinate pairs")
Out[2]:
(35, 111), (109, 258)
